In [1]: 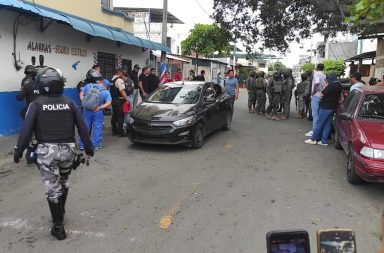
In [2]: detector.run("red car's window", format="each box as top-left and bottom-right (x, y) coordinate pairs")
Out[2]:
(358, 94), (384, 120)
(342, 90), (358, 111)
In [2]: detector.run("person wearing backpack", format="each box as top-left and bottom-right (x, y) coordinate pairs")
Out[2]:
(246, 71), (258, 113)
(255, 71), (267, 115)
(79, 69), (112, 151)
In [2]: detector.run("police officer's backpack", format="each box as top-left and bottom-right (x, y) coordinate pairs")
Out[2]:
(82, 84), (105, 111)
(255, 78), (265, 89)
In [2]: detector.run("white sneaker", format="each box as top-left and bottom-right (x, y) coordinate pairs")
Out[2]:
(304, 139), (317, 145)
(318, 141), (328, 146)
(304, 131), (313, 137)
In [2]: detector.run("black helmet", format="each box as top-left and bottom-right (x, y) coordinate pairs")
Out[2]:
(273, 72), (281, 79)
(86, 69), (103, 83)
(37, 67), (65, 95)
(24, 65), (37, 76)
(259, 71), (265, 78)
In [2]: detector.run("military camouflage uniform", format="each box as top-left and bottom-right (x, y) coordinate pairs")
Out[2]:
(255, 78), (267, 114)
(267, 79), (282, 117)
(247, 77), (257, 111)
(296, 80), (310, 114)
(282, 77), (294, 118)
(36, 143), (75, 203)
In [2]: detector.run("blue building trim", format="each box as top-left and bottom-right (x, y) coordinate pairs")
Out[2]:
(0, 88), (80, 136)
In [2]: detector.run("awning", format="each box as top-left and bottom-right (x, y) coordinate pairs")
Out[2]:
(152, 52), (191, 63)
(345, 51), (376, 62)
(0, 0), (171, 52)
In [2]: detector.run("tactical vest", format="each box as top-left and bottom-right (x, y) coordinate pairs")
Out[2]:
(110, 77), (122, 100)
(255, 77), (265, 89)
(296, 80), (309, 95)
(272, 80), (283, 93)
(247, 77), (256, 89)
(35, 96), (75, 143)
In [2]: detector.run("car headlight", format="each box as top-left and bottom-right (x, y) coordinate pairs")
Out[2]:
(126, 115), (135, 125)
(360, 146), (384, 160)
(172, 116), (196, 127)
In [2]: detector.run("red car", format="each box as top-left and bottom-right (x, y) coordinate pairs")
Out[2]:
(335, 86), (384, 184)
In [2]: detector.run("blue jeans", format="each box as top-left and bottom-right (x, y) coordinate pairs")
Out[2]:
(311, 96), (321, 133)
(311, 108), (335, 144)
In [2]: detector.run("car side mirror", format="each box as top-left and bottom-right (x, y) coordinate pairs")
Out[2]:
(340, 112), (352, 120)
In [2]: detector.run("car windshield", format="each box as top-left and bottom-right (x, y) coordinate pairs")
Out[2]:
(146, 85), (201, 104)
(358, 94), (384, 120)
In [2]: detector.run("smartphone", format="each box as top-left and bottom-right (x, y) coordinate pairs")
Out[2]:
(267, 230), (311, 253)
(317, 229), (356, 253)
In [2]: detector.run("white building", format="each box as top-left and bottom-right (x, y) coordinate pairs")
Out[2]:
(0, 0), (169, 136)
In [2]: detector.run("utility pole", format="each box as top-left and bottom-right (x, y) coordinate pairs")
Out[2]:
(233, 43), (236, 75)
(161, 0), (168, 63)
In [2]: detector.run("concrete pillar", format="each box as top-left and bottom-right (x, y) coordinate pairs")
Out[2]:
(376, 37), (384, 78)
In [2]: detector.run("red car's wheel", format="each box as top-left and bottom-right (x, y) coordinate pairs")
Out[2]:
(334, 129), (342, 150)
(346, 144), (365, 185)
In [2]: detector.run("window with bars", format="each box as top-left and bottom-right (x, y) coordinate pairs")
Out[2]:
(98, 52), (116, 80)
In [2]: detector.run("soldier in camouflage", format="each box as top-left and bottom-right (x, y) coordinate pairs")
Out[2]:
(266, 72), (284, 121)
(247, 71), (258, 113)
(14, 67), (93, 240)
(295, 73), (311, 119)
(255, 71), (267, 115)
(281, 69), (295, 120)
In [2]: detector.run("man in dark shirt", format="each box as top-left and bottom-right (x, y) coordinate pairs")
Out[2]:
(149, 68), (160, 93)
(129, 64), (140, 106)
(194, 70), (206, 81)
(305, 72), (342, 146)
(138, 67), (151, 99)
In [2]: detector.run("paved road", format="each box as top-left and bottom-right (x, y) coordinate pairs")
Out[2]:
(0, 90), (382, 252)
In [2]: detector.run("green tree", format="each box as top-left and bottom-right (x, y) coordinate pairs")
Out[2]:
(181, 24), (232, 58)
(323, 59), (347, 77)
(346, 0), (384, 24)
(212, 0), (375, 53)
(238, 67), (250, 82)
(301, 63), (316, 73)
(268, 61), (286, 73)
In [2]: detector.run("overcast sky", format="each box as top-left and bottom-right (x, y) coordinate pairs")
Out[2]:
(114, 0), (324, 67)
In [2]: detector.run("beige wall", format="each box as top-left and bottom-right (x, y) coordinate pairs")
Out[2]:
(24, 0), (133, 32)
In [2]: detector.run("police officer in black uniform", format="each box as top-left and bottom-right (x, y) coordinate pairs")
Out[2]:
(13, 67), (94, 240)
(16, 65), (40, 119)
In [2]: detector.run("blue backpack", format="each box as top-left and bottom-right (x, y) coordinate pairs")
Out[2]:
(82, 84), (105, 111)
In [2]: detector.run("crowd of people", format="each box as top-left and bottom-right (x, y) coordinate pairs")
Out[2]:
(244, 68), (296, 120)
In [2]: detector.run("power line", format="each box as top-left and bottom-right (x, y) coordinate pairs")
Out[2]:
(194, 0), (213, 20)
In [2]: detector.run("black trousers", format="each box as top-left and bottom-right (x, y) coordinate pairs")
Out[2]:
(111, 99), (125, 135)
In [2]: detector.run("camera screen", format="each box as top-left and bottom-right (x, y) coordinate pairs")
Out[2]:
(270, 238), (309, 253)
(319, 231), (356, 253)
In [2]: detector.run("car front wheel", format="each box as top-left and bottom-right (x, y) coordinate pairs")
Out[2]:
(191, 123), (205, 149)
(346, 144), (365, 184)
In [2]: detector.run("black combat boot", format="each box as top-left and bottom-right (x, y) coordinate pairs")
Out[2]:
(47, 197), (66, 240)
(61, 188), (69, 214)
